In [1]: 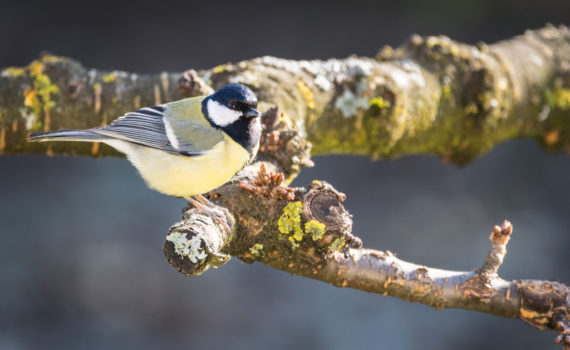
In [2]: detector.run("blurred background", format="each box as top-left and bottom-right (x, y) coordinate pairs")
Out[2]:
(1, 0), (569, 349)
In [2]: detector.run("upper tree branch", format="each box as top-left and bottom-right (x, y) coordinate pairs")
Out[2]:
(1, 25), (569, 164)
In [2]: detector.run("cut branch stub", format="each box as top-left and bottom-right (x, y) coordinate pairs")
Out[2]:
(163, 212), (234, 276)
(302, 181), (361, 249)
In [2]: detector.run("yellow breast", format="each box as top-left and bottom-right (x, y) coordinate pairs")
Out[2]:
(108, 135), (251, 197)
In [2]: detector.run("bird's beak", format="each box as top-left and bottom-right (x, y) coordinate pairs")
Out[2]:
(246, 109), (260, 118)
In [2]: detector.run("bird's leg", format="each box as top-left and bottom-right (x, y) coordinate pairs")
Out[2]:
(196, 194), (235, 229)
(186, 195), (235, 232)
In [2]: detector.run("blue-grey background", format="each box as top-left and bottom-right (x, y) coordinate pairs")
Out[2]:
(1, 0), (569, 349)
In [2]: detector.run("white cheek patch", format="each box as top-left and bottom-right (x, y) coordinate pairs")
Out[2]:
(207, 99), (242, 127)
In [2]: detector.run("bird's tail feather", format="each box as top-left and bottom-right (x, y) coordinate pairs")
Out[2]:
(27, 129), (106, 143)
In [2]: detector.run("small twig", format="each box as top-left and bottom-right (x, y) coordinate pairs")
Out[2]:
(481, 220), (513, 276)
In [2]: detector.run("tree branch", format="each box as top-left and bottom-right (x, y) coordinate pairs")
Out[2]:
(3, 25), (570, 348)
(1, 25), (569, 164)
(163, 158), (569, 348)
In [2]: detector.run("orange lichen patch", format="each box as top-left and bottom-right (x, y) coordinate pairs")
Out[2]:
(24, 89), (38, 109)
(0, 127), (5, 154)
(337, 269), (342, 276)
(288, 262), (294, 268)
(544, 129), (560, 145)
(520, 309), (551, 326)
(11, 120), (18, 133)
(519, 307), (548, 320)
(408, 283), (434, 301)
(461, 275), (495, 302)
(383, 277), (392, 289)
(517, 280), (568, 331)
(22, 61), (60, 130)
(91, 142), (100, 156)
(341, 280), (348, 287)
(28, 61), (44, 76)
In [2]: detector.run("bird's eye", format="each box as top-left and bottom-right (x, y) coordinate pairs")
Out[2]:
(228, 101), (239, 110)
(229, 101), (248, 111)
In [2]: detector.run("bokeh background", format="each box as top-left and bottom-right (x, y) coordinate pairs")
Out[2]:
(1, 0), (569, 349)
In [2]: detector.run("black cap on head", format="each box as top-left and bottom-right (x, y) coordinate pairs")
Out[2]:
(210, 84), (258, 111)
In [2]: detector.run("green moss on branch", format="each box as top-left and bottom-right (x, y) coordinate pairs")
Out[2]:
(1, 25), (569, 164)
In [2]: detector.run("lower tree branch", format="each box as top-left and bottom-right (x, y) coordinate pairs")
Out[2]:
(163, 161), (569, 348)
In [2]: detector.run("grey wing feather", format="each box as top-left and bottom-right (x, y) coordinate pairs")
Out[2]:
(91, 106), (213, 156)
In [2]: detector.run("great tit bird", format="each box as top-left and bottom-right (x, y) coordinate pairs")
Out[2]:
(29, 83), (261, 229)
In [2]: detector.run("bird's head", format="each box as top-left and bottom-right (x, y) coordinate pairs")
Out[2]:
(204, 84), (260, 128)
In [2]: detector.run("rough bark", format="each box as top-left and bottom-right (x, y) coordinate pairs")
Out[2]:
(165, 154), (569, 347)
(2, 25), (570, 348)
(165, 153), (569, 348)
(1, 25), (569, 164)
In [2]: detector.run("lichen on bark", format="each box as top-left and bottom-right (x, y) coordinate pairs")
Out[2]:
(1, 25), (569, 164)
